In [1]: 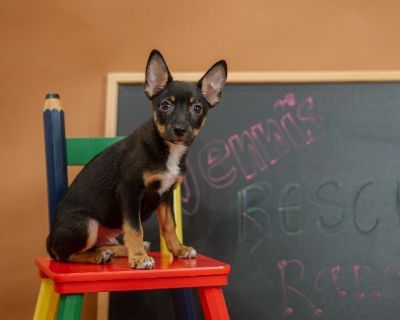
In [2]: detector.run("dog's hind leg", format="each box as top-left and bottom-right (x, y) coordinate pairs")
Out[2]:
(67, 219), (119, 264)
(47, 215), (116, 264)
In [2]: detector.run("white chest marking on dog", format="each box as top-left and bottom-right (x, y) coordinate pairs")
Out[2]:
(158, 143), (187, 194)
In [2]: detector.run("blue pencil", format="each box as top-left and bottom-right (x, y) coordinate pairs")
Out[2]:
(43, 93), (68, 229)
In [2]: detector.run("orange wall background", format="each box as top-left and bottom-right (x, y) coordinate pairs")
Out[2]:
(1, 1), (400, 318)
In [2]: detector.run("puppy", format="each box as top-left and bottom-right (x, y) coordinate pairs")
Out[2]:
(46, 50), (227, 269)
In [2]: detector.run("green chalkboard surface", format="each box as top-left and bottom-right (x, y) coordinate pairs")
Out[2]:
(110, 80), (400, 320)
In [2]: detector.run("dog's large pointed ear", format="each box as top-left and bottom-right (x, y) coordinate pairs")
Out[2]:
(198, 60), (227, 107)
(144, 50), (173, 98)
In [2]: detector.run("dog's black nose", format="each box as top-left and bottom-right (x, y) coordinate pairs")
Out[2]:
(173, 125), (187, 137)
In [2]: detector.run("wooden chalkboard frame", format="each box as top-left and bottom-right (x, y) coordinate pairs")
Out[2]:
(105, 71), (400, 136)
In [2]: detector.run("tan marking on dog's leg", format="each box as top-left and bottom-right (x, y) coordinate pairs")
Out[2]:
(123, 221), (154, 269)
(157, 202), (197, 258)
(68, 247), (115, 264)
(95, 245), (127, 257)
(78, 218), (99, 253)
(68, 252), (99, 263)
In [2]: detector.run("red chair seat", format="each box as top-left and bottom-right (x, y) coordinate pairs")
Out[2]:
(36, 253), (230, 294)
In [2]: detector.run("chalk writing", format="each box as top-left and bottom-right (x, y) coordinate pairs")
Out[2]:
(274, 93), (296, 109)
(228, 130), (268, 180)
(234, 178), (400, 317)
(237, 180), (399, 252)
(278, 259), (323, 317)
(278, 259), (400, 316)
(331, 265), (347, 298)
(313, 181), (346, 236)
(198, 94), (325, 189)
(353, 264), (373, 300)
(237, 182), (272, 254)
(352, 181), (380, 234)
(278, 183), (304, 236)
(198, 140), (237, 189)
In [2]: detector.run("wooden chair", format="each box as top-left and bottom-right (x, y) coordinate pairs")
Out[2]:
(33, 93), (230, 320)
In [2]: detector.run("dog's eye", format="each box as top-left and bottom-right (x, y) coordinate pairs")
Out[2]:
(191, 103), (203, 115)
(159, 100), (172, 112)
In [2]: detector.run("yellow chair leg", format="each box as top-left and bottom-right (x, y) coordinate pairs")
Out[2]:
(160, 185), (184, 256)
(173, 185), (183, 243)
(33, 278), (60, 320)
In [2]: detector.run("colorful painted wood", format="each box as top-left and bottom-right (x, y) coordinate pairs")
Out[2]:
(36, 254), (230, 319)
(33, 278), (59, 320)
(198, 287), (230, 320)
(66, 137), (123, 165)
(35, 93), (231, 319)
(57, 294), (84, 320)
(43, 93), (68, 228)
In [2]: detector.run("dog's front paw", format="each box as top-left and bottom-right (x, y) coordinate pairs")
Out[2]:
(95, 249), (115, 264)
(129, 254), (155, 269)
(173, 245), (197, 259)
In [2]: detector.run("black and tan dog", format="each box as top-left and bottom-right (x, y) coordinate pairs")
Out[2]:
(46, 50), (227, 269)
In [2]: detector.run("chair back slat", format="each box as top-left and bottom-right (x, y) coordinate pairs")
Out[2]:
(66, 137), (123, 166)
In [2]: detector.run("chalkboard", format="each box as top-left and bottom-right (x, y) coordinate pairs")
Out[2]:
(106, 72), (400, 320)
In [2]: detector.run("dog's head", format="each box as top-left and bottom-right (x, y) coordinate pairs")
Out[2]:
(144, 49), (227, 145)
